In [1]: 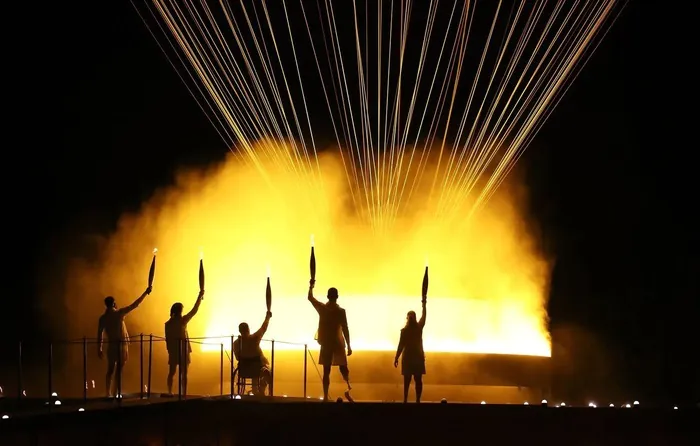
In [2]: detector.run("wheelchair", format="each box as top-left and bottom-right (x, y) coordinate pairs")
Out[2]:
(232, 357), (269, 396)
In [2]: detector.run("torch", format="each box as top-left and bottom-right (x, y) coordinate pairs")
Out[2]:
(148, 248), (157, 289)
(310, 234), (316, 284)
(199, 248), (205, 299)
(266, 265), (272, 312)
(422, 259), (429, 303)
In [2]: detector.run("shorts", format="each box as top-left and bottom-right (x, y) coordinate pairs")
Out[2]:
(107, 342), (128, 364)
(168, 349), (191, 366)
(401, 358), (426, 376)
(319, 343), (347, 366)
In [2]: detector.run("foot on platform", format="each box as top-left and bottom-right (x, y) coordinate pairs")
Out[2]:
(344, 391), (354, 402)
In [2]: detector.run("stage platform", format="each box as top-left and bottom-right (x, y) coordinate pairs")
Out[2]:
(1, 394), (697, 445)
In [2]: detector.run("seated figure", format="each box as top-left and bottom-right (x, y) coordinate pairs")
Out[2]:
(233, 311), (272, 394)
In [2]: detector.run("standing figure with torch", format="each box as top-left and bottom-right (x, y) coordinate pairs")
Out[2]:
(97, 251), (154, 397)
(307, 236), (354, 402)
(164, 255), (205, 398)
(393, 265), (428, 403)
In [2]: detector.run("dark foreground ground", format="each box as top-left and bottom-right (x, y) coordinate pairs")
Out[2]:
(1, 396), (697, 446)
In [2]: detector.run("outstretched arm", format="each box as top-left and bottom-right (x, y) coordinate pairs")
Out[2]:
(253, 311), (272, 338)
(184, 290), (205, 323)
(121, 286), (152, 315)
(418, 300), (427, 328)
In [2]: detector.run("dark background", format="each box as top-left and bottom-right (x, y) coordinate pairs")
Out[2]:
(3, 1), (696, 405)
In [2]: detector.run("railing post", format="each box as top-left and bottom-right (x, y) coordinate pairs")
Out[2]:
(147, 334), (153, 398)
(140, 334), (144, 399)
(220, 343), (224, 396)
(48, 342), (53, 413)
(117, 340), (123, 404)
(303, 344), (308, 399)
(83, 337), (88, 403)
(230, 335), (234, 397)
(270, 340), (275, 397)
(17, 341), (23, 401)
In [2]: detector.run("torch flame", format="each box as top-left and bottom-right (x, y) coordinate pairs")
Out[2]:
(153, 248), (158, 255)
(310, 234), (315, 247)
(199, 247), (204, 260)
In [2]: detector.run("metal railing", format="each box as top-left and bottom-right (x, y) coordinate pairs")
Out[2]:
(3, 335), (316, 410)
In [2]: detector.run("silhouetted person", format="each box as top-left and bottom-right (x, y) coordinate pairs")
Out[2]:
(308, 280), (352, 401)
(97, 286), (151, 397)
(165, 290), (204, 397)
(394, 298), (426, 403)
(233, 311), (272, 394)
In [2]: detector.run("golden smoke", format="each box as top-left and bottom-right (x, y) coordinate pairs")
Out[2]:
(67, 142), (551, 357)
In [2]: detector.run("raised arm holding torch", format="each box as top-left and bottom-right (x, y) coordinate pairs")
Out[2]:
(148, 248), (158, 288)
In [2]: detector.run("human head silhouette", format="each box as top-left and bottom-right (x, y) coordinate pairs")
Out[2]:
(170, 303), (184, 318)
(406, 310), (417, 326)
(327, 287), (339, 302)
(239, 322), (250, 336)
(104, 296), (116, 309)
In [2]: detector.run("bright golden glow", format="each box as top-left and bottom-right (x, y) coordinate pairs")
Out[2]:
(68, 143), (550, 356)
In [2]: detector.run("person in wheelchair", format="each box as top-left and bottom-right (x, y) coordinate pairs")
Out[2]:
(233, 310), (272, 394)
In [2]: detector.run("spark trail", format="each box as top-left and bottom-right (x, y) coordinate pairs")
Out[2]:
(136, 0), (625, 231)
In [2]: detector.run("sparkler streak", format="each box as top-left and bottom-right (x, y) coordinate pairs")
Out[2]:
(137, 0), (625, 230)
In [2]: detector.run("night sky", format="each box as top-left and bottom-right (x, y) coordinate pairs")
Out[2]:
(4, 2), (696, 405)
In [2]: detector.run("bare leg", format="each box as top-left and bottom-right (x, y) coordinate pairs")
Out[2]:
(105, 362), (115, 397)
(115, 360), (124, 397)
(181, 362), (189, 397)
(414, 374), (423, 403)
(167, 363), (177, 395)
(403, 375), (411, 403)
(259, 367), (271, 395)
(322, 365), (331, 401)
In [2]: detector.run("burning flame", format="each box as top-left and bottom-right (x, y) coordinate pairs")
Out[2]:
(67, 145), (551, 357)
